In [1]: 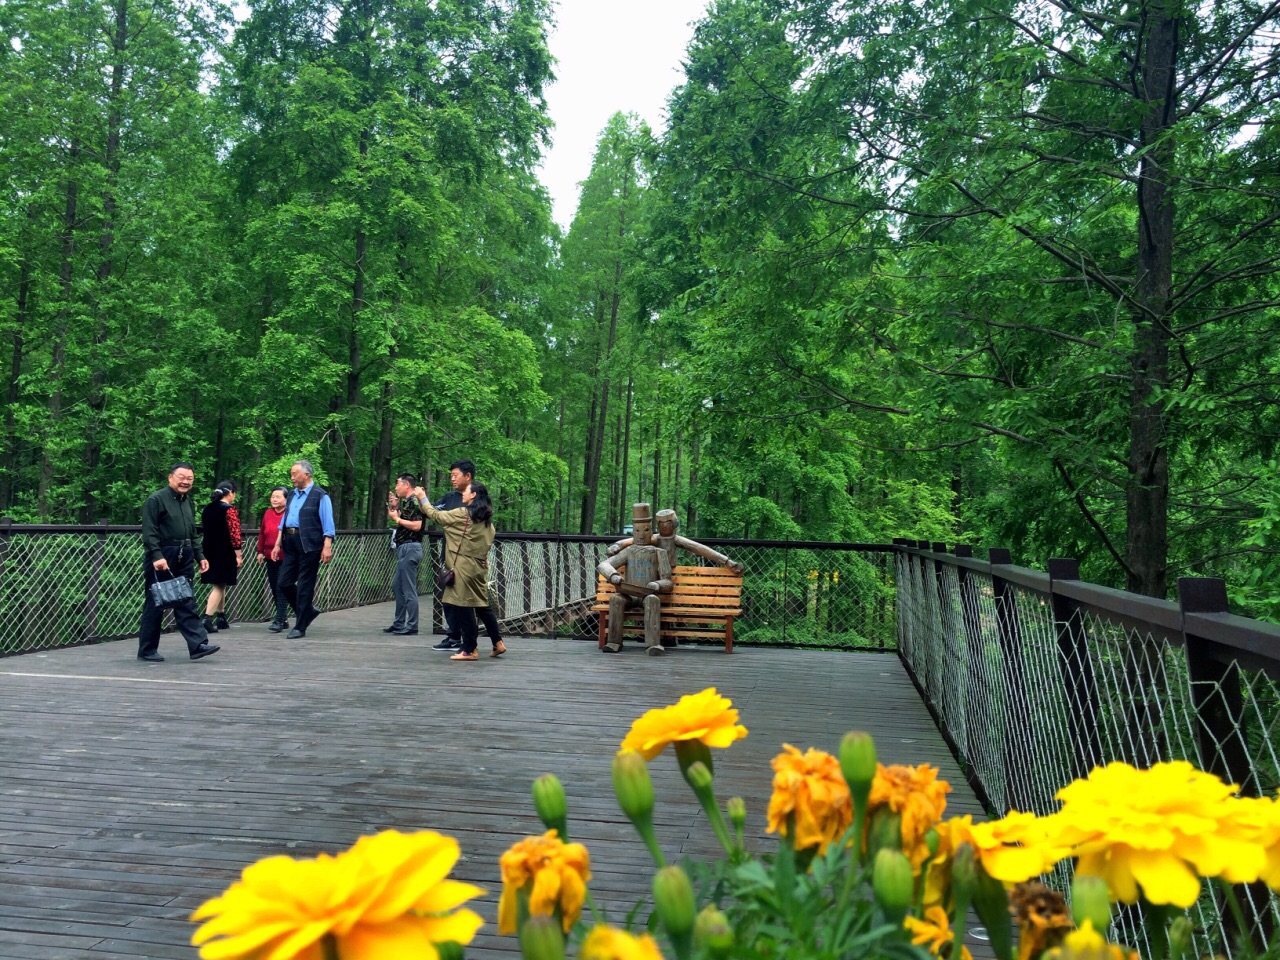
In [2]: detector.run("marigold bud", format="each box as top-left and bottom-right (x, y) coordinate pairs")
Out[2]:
(685, 760), (713, 791)
(866, 807), (902, 856)
(532, 774), (568, 836)
(694, 905), (734, 957)
(872, 848), (914, 921)
(1167, 915), (1193, 960)
(727, 796), (746, 830)
(653, 865), (698, 936)
(839, 731), (877, 807)
(518, 914), (566, 960)
(924, 828), (941, 859)
(612, 750), (654, 821)
(675, 738), (714, 778)
(1070, 874), (1112, 935)
(951, 841), (978, 905)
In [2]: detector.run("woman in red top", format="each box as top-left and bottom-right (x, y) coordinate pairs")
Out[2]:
(200, 481), (243, 632)
(256, 486), (290, 632)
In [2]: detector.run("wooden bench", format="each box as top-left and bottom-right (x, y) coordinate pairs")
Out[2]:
(593, 564), (744, 653)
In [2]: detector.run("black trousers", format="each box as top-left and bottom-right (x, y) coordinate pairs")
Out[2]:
(444, 600), (501, 645)
(444, 603), (479, 654)
(278, 535), (322, 629)
(264, 557), (288, 622)
(138, 546), (208, 656)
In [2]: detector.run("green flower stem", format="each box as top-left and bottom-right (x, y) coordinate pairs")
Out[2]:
(1215, 881), (1251, 959)
(836, 805), (870, 917)
(632, 813), (667, 869)
(1142, 901), (1175, 960)
(669, 929), (693, 960)
(321, 933), (340, 960)
(691, 783), (735, 856)
(584, 886), (605, 926)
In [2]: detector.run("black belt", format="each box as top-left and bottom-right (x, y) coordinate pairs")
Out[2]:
(283, 527), (301, 535)
(161, 539), (192, 547)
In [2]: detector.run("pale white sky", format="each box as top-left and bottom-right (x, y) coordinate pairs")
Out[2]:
(540, 0), (710, 230)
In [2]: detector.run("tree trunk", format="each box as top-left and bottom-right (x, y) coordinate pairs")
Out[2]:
(82, 0), (129, 522)
(341, 221), (366, 530)
(620, 374), (633, 519)
(39, 163), (79, 516)
(1125, 2), (1177, 600)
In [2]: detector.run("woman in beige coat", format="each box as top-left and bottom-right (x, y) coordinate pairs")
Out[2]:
(411, 481), (497, 661)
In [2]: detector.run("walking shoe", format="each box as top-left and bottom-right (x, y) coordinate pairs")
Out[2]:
(287, 628), (306, 639)
(268, 619), (288, 633)
(450, 650), (478, 661)
(201, 614), (219, 634)
(137, 652), (165, 662)
(382, 625), (401, 633)
(392, 627), (419, 635)
(490, 641), (507, 658)
(431, 638), (461, 651)
(215, 614), (231, 630)
(190, 643), (220, 660)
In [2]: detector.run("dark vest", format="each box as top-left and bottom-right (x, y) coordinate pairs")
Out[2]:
(296, 485), (330, 552)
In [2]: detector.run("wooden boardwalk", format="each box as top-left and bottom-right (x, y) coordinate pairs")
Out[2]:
(0, 601), (984, 959)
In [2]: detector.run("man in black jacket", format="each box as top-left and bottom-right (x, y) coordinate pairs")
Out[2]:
(137, 462), (220, 662)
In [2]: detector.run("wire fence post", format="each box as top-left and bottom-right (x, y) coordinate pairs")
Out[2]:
(990, 548), (1029, 813)
(1048, 557), (1102, 780)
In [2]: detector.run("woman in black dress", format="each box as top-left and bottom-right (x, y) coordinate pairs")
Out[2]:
(201, 481), (243, 632)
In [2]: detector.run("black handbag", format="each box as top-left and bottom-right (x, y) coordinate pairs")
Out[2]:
(149, 570), (194, 609)
(436, 518), (469, 591)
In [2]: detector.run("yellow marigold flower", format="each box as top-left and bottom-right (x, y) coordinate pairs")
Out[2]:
(935, 813), (1069, 885)
(765, 744), (853, 854)
(498, 830), (591, 935)
(869, 763), (951, 866)
(190, 829), (484, 960)
(1043, 921), (1139, 960)
(580, 925), (665, 960)
(619, 688), (748, 761)
(1053, 761), (1266, 907)
(904, 905), (973, 960)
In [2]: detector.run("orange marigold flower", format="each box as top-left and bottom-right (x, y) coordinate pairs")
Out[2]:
(1010, 881), (1074, 960)
(190, 830), (484, 960)
(869, 763), (951, 866)
(904, 905), (973, 960)
(498, 830), (591, 935)
(580, 925), (666, 960)
(620, 688), (748, 761)
(766, 744), (853, 855)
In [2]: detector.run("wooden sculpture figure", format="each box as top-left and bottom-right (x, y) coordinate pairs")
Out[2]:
(607, 508), (743, 573)
(596, 503), (673, 656)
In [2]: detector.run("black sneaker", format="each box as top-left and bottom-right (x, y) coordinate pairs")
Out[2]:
(215, 614), (231, 630)
(431, 638), (461, 651)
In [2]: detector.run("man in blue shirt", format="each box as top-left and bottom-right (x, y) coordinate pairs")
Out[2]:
(269, 459), (336, 639)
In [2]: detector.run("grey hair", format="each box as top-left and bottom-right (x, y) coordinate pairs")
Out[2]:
(292, 459), (314, 477)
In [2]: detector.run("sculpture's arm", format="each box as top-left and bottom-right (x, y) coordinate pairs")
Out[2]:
(648, 549), (674, 593)
(674, 535), (743, 573)
(597, 549), (630, 585)
(606, 537), (634, 557)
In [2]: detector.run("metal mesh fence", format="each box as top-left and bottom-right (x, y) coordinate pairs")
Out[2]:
(896, 548), (1280, 956)
(0, 527), (898, 655)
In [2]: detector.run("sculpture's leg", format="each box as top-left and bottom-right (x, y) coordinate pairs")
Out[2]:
(603, 594), (626, 653)
(643, 593), (664, 656)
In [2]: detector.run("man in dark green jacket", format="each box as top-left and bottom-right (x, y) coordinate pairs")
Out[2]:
(137, 462), (221, 662)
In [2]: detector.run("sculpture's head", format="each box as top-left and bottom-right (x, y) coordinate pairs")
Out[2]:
(631, 503), (653, 543)
(655, 509), (679, 538)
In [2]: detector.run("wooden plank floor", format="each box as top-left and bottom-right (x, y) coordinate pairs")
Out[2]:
(0, 601), (986, 959)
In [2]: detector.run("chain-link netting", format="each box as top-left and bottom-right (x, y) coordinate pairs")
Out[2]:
(896, 549), (1280, 956)
(0, 527), (899, 654)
